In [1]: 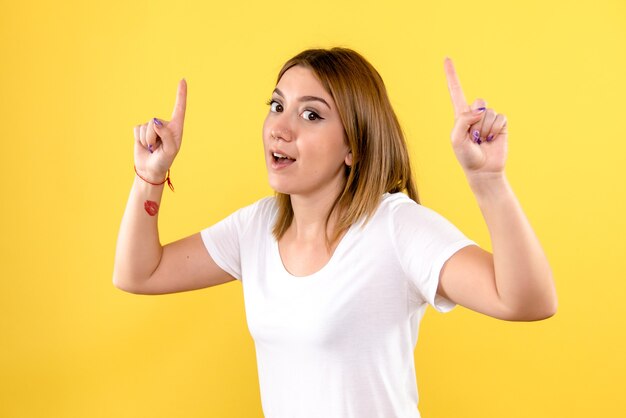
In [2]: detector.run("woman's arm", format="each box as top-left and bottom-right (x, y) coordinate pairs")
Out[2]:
(437, 173), (557, 321)
(112, 79), (187, 290)
(113, 79), (235, 293)
(113, 173), (236, 295)
(112, 175), (165, 290)
(436, 58), (557, 321)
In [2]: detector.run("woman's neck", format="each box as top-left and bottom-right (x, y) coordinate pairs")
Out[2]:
(288, 188), (343, 243)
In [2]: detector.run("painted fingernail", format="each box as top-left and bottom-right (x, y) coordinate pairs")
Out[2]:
(486, 133), (494, 142)
(477, 107), (486, 111)
(153, 118), (163, 127)
(472, 130), (480, 142)
(148, 144), (153, 153)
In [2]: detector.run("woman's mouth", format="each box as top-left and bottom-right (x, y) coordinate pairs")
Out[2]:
(271, 152), (296, 169)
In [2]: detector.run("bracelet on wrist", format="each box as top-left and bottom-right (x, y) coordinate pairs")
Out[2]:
(134, 165), (175, 192)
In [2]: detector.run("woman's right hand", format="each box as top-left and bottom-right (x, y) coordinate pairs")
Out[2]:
(133, 78), (188, 182)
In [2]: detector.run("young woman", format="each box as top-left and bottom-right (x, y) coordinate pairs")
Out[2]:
(113, 47), (557, 418)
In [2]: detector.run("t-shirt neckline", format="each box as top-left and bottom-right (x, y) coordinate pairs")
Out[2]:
(273, 222), (357, 280)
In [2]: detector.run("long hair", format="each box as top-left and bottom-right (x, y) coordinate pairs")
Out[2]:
(271, 47), (419, 248)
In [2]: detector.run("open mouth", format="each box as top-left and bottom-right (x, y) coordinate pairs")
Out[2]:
(272, 152), (296, 168)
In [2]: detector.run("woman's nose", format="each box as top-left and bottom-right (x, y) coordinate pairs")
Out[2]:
(269, 113), (294, 142)
(270, 126), (293, 142)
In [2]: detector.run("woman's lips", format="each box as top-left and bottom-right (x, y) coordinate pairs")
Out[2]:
(271, 155), (296, 170)
(270, 150), (296, 170)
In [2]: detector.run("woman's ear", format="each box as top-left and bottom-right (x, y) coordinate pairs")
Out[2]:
(345, 151), (353, 167)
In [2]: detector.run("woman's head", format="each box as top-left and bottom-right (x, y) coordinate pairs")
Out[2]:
(265, 47), (419, 244)
(263, 65), (352, 199)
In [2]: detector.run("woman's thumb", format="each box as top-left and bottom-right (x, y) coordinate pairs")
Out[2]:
(145, 117), (165, 153)
(471, 98), (487, 110)
(152, 117), (176, 154)
(451, 107), (485, 143)
(153, 117), (164, 129)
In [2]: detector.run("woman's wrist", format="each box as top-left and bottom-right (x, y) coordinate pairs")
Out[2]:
(466, 171), (510, 204)
(134, 165), (165, 183)
(134, 165), (175, 192)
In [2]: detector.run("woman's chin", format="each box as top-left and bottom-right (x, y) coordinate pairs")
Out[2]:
(267, 179), (294, 195)
(270, 186), (295, 196)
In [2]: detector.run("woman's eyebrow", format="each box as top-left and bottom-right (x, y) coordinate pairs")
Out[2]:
(273, 88), (331, 110)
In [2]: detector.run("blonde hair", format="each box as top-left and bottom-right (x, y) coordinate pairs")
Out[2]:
(271, 47), (419, 248)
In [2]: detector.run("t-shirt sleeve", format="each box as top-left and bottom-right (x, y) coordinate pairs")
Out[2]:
(199, 198), (271, 281)
(390, 197), (477, 312)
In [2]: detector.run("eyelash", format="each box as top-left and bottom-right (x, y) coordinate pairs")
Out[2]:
(265, 98), (324, 121)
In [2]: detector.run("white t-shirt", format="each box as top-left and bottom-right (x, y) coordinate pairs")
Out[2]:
(200, 192), (476, 418)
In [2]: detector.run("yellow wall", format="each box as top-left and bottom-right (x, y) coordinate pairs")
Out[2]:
(1, 0), (624, 417)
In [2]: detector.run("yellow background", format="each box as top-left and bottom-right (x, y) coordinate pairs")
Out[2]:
(1, 0), (624, 417)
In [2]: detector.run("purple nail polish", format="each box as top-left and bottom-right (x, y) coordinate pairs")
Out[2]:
(472, 130), (480, 142)
(487, 134), (494, 142)
(153, 118), (163, 126)
(148, 144), (153, 153)
(477, 107), (486, 111)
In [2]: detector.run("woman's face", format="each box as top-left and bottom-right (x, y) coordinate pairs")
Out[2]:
(262, 65), (352, 198)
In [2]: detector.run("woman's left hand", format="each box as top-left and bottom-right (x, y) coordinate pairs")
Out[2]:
(443, 57), (508, 179)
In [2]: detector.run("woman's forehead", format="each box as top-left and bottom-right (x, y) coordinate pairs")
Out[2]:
(277, 66), (330, 96)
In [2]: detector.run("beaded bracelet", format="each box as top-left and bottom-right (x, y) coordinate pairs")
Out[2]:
(134, 165), (175, 192)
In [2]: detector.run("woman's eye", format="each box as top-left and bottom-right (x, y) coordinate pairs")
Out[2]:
(301, 110), (322, 121)
(265, 99), (323, 121)
(266, 99), (283, 112)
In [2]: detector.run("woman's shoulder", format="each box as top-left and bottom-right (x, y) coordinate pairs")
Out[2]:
(238, 195), (278, 219)
(377, 192), (447, 223)
(380, 191), (415, 205)
(378, 191), (420, 213)
(352, 192), (419, 230)
(220, 195), (277, 237)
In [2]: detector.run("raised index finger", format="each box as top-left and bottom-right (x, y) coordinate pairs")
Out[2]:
(171, 78), (187, 122)
(443, 58), (469, 118)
